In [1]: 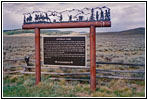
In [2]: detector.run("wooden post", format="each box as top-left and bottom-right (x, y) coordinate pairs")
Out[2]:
(35, 28), (41, 85)
(90, 25), (96, 91)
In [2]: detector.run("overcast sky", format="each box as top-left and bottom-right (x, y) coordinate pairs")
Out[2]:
(3, 2), (145, 32)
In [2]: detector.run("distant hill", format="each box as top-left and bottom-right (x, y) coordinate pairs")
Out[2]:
(3, 29), (73, 35)
(97, 27), (145, 35)
(3, 27), (145, 35)
(3, 29), (34, 35)
(79, 31), (87, 34)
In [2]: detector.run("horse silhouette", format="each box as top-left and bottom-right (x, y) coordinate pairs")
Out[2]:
(35, 13), (51, 22)
(26, 14), (32, 22)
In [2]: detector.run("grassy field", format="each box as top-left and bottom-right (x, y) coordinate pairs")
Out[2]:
(3, 28), (145, 97)
(3, 75), (145, 97)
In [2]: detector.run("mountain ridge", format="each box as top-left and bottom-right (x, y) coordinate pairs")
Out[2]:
(3, 27), (145, 35)
(96, 27), (145, 35)
(3, 29), (73, 35)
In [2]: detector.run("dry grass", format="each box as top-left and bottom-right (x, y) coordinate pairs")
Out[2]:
(3, 34), (145, 97)
(3, 74), (145, 97)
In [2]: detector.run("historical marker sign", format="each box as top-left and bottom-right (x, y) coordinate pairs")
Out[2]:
(23, 6), (111, 91)
(43, 36), (87, 66)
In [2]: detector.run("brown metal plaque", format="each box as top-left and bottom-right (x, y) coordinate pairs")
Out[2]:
(43, 36), (87, 66)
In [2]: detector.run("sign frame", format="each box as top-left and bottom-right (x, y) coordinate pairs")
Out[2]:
(42, 35), (87, 67)
(23, 21), (111, 91)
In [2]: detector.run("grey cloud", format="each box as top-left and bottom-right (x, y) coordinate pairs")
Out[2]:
(3, 3), (145, 32)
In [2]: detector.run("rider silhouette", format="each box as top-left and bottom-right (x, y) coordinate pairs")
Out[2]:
(30, 14), (32, 22)
(26, 14), (32, 22)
